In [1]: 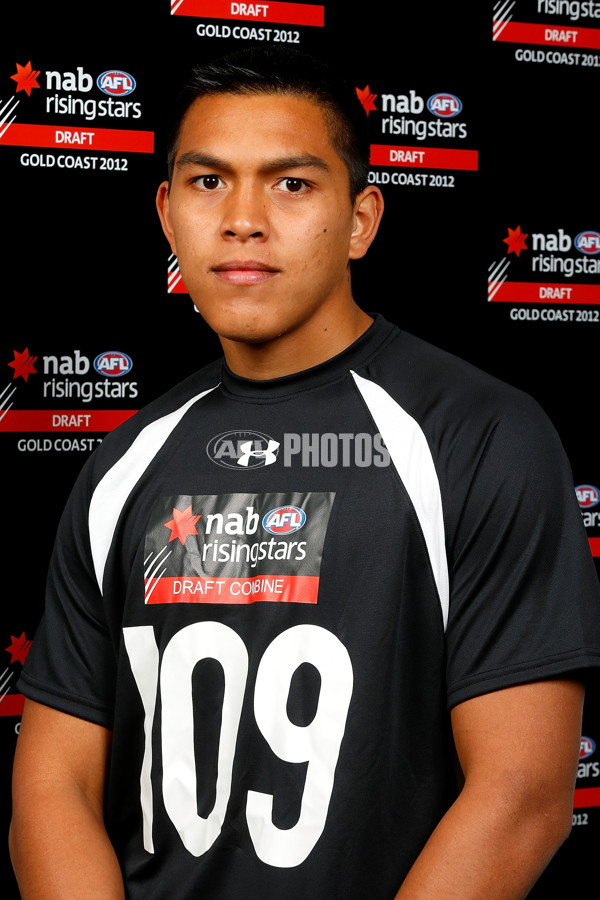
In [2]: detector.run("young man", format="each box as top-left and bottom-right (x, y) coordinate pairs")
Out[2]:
(10, 48), (600, 899)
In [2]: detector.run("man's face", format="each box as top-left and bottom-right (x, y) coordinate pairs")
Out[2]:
(157, 92), (377, 346)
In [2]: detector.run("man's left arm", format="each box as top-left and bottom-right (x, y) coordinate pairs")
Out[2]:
(396, 678), (584, 899)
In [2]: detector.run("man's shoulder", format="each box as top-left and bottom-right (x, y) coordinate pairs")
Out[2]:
(130, 356), (222, 423)
(363, 323), (537, 418)
(358, 321), (561, 478)
(86, 357), (223, 483)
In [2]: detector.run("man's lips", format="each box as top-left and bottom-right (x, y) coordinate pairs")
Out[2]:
(212, 260), (280, 286)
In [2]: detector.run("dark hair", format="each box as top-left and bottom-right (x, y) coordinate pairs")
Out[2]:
(166, 47), (371, 199)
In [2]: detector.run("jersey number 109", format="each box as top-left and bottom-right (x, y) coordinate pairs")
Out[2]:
(124, 622), (354, 868)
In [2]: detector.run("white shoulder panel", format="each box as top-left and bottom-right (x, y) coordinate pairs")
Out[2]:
(88, 386), (218, 594)
(351, 371), (449, 629)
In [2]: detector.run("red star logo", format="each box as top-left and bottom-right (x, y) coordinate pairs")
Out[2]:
(5, 632), (32, 666)
(8, 348), (37, 382)
(355, 85), (377, 116)
(10, 61), (41, 96)
(164, 505), (201, 545)
(503, 225), (528, 257)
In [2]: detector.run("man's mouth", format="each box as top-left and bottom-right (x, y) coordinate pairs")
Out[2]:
(212, 260), (280, 286)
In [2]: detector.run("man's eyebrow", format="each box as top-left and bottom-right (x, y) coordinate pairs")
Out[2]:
(175, 151), (330, 174)
(176, 151), (229, 171)
(259, 154), (330, 174)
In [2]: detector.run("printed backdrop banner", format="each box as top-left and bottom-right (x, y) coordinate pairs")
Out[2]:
(2, 2), (599, 896)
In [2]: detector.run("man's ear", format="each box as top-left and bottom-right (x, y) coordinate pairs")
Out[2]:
(349, 185), (384, 260)
(156, 181), (177, 254)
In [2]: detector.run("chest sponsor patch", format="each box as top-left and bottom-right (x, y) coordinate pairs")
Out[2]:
(144, 491), (334, 605)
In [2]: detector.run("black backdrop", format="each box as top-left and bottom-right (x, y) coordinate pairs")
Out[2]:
(2, 2), (599, 895)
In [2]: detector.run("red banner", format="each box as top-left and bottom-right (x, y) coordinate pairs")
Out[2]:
(493, 20), (600, 50)
(589, 538), (600, 558)
(0, 410), (137, 431)
(171, 0), (324, 26)
(0, 123), (154, 153)
(0, 694), (24, 717)
(489, 281), (600, 305)
(146, 574), (319, 604)
(370, 144), (479, 171)
(574, 786), (600, 808)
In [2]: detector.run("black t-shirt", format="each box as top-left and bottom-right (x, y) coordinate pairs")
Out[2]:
(20, 315), (600, 898)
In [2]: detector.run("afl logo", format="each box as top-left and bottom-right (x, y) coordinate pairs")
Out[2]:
(580, 736), (596, 759)
(575, 485), (600, 509)
(97, 70), (136, 96)
(575, 231), (600, 255)
(207, 430), (280, 469)
(262, 506), (306, 535)
(427, 93), (462, 118)
(94, 351), (132, 377)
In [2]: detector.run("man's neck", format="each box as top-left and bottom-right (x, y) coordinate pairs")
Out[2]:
(220, 303), (374, 380)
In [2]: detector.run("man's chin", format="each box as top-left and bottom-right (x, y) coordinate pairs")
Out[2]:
(217, 325), (286, 347)
(193, 306), (290, 347)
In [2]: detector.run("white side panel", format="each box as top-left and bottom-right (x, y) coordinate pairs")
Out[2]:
(351, 372), (449, 629)
(89, 386), (218, 593)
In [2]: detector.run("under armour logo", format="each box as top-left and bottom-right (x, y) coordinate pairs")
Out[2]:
(206, 431), (280, 469)
(237, 439), (280, 467)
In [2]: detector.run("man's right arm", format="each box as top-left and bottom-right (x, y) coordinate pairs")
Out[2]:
(10, 698), (125, 899)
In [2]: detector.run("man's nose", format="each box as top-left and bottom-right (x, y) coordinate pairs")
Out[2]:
(220, 183), (269, 240)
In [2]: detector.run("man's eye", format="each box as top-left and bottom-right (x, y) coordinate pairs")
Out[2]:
(194, 175), (224, 190)
(276, 178), (309, 194)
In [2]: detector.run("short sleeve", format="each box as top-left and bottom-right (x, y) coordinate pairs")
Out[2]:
(18, 459), (116, 728)
(444, 393), (600, 708)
